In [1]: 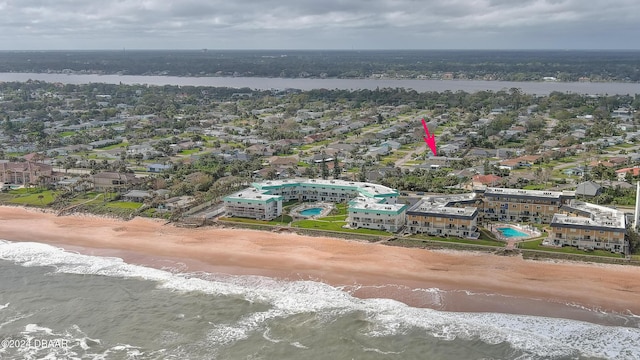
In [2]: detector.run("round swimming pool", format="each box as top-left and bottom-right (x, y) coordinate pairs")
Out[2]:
(299, 207), (323, 216)
(497, 227), (528, 238)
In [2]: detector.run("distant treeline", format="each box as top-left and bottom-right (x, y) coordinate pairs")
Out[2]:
(0, 50), (639, 82)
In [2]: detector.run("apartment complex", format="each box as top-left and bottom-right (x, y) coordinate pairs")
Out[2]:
(224, 178), (402, 226)
(223, 187), (283, 221)
(406, 193), (480, 239)
(223, 181), (628, 253)
(550, 201), (627, 253)
(347, 197), (407, 232)
(480, 187), (575, 224)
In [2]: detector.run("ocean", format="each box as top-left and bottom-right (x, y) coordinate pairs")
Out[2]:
(1, 240), (639, 360)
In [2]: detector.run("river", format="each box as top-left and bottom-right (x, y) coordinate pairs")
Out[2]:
(1, 72), (639, 95)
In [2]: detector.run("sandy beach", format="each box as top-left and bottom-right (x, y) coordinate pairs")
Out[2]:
(1, 205), (639, 322)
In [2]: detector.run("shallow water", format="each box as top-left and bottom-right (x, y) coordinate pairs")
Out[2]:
(1, 240), (639, 359)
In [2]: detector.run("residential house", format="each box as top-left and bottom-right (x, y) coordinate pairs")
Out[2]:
(575, 181), (603, 197)
(147, 163), (172, 173)
(122, 189), (153, 202)
(615, 167), (640, 181)
(0, 161), (54, 185)
(564, 166), (588, 177)
(472, 174), (503, 187)
(92, 172), (138, 193)
(159, 196), (195, 212)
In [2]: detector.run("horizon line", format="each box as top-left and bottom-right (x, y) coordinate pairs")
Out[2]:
(1, 48), (640, 52)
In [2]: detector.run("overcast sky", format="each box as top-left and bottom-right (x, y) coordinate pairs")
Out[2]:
(0, 0), (638, 50)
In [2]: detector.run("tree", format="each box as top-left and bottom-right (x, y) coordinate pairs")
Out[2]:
(63, 157), (76, 173)
(626, 227), (640, 254)
(265, 168), (278, 180)
(333, 158), (341, 179)
(358, 165), (367, 182)
(320, 155), (329, 179)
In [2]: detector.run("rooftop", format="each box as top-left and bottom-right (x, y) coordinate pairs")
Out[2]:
(224, 187), (283, 203)
(348, 197), (407, 213)
(255, 178), (398, 198)
(408, 193), (478, 217)
(552, 200), (626, 230)
(484, 187), (575, 199)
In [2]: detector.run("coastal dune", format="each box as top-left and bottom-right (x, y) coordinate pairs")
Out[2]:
(1, 205), (639, 320)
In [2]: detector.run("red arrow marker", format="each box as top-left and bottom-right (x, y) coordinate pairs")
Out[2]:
(421, 118), (437, 156)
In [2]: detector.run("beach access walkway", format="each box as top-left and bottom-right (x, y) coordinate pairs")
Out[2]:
(57, 193), (102, 216)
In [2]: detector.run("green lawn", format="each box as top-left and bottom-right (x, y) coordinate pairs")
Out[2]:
(518, 239), (623, 258)
(318, 215), (347, 221)
(291, 219), (391, 236)
(8, 189), (57, 206)
(219, 215), (293, 226)
(98, 142), (125, 150)
(106, 201), (143, 210)
(68, 192), (116, 206)
(407, 234), (506, 247)
(179, 149), (201, 155)
(58, 131), (75, 137)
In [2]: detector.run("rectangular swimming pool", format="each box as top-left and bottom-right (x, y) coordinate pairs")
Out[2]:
(496, 227), (529, 238)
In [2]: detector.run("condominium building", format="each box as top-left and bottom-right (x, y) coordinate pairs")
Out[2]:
(406, 193), (480, 239)
(224, 178), (403, 229)
(223, 187), (283, 221)
(550, 201), (627, 254)
(480, 187), (575, 224)
(347, 197), (407, 232)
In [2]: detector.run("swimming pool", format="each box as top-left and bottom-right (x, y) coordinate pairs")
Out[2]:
(496, 227), (529, 238)
(300, 207), (323, 216)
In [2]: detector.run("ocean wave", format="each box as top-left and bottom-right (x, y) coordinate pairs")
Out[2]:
(1, 240), (640, 359)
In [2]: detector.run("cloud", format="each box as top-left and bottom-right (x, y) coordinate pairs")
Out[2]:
(0, 0), (638, 49)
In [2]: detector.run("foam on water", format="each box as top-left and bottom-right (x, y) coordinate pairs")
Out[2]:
(2, 240), (640, 359)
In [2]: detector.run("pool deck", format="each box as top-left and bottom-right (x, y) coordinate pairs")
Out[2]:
(489, 223), (542, 249)
(290, 202), (334, 220)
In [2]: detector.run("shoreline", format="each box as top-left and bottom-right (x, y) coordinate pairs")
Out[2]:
(1, 205), (640, 326)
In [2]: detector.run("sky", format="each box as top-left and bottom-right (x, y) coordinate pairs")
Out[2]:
(0, 0), (639, 50)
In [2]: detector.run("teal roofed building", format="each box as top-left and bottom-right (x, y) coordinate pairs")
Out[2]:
(224, 178), (405, 231)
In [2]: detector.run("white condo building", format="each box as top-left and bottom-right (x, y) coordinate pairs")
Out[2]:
(223, 187), (283, 221)
(224, 178), (406, 231)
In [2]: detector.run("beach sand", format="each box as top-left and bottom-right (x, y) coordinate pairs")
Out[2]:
(1, 205), (639, 323)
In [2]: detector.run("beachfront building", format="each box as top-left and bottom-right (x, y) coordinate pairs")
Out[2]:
(223, 187), (283, 221)
(406, 193), (480, 239)
(550, 201), (627, 254)
(479, 187), (575, 224)
(224, 178), (405, 231)
(347, 197), (407, 232)
(0, 161), (54, 186)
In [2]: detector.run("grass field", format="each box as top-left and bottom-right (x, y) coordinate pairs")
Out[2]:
(179, 149), (201, 155)
(408, 234), (505, 247)
(105, 201), (143, 210)
(98, 143), (125, 150)
(291, 219), (391, 236)
(219, 215), (293, 226)
(8, 189), (57, 206)
(518, 239), (623, 258)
